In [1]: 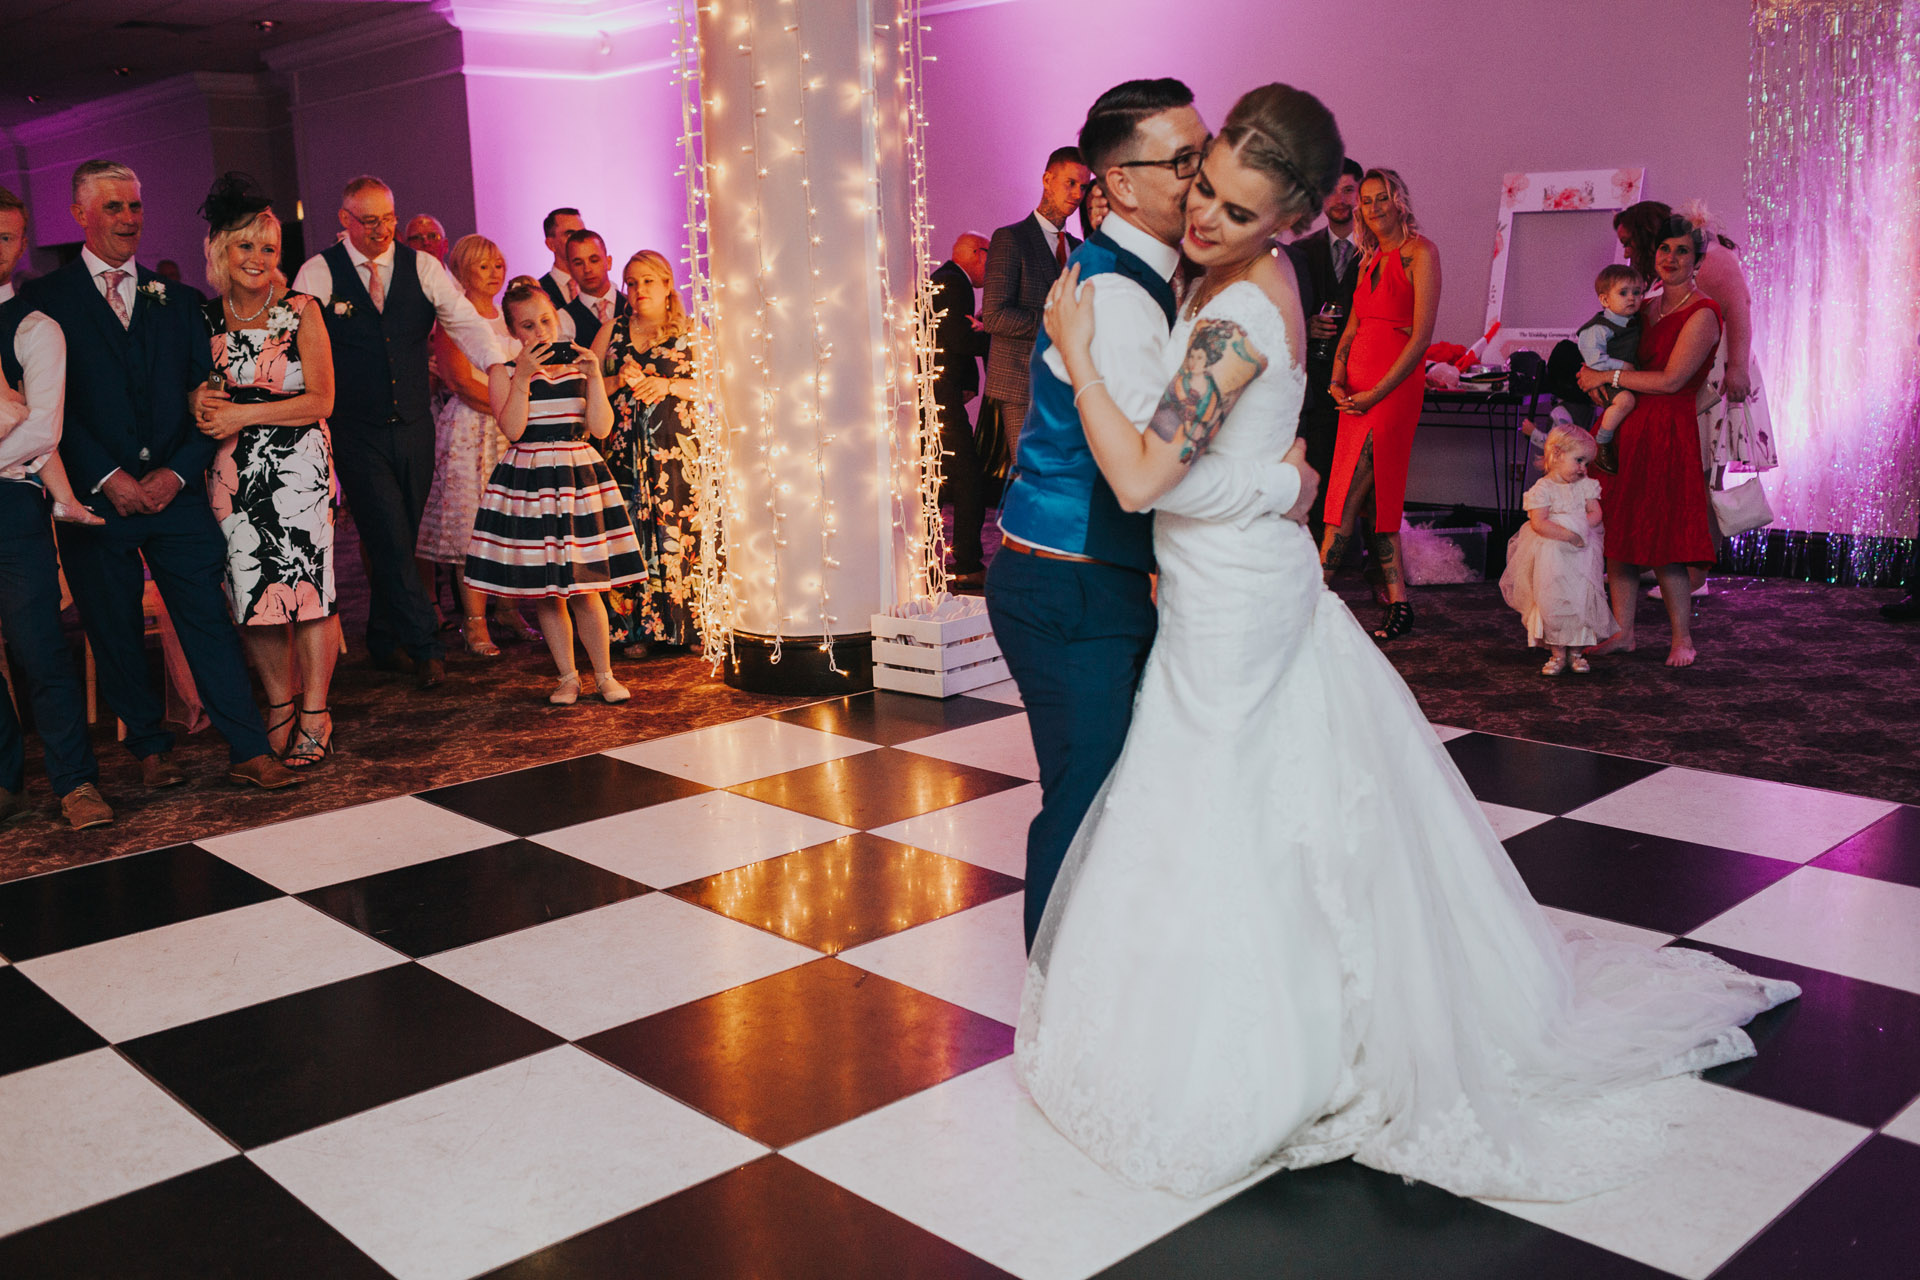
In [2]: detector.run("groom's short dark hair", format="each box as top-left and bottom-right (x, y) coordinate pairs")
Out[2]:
(1078, 79), (1196, 177)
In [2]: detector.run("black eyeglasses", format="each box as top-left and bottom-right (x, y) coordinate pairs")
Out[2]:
(1116, 143), (1208, 181)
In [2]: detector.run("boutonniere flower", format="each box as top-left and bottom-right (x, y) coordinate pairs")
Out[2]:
(138, 280), (170, 305)
(331, 299), (356, 318)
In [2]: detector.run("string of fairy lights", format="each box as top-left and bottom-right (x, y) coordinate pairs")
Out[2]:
(672, 0), (944, 672)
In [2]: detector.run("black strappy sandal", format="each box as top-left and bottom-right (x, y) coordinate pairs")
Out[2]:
(1373, 601), (1415, 642)
(284, 706), (332, 769)
(264, 699), (296, 758)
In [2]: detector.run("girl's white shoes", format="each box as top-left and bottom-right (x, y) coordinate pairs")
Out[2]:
(550, 670), (630, 705)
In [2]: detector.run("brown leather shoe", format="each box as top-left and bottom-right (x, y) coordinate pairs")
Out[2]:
(61, 783), (114, 830)
(415, 657), (446, 690)
(140, 752), (188, 788)
(0, 787), (25, 825)
(228, 754), (303, 790)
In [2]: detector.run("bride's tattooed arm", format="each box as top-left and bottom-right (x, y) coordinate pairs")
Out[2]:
(1146, 319), (1270, 464)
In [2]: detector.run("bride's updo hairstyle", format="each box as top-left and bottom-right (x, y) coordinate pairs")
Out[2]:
(1215, 84), (1344, 235)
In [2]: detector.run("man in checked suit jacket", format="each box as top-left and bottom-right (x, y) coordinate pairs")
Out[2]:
(1284, 156), (1363, 542)
(979, 146), (1092, 472)
(27, 161), (297, 791)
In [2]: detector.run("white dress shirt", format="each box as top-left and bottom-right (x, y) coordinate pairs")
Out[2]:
(0, 280), (66, 481)
(80, 246), (139, 320)
(291, 242), (508, 371)
(1036, 212), (1302, 531)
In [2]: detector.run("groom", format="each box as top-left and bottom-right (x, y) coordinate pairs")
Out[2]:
(987, 79), (1319, 949)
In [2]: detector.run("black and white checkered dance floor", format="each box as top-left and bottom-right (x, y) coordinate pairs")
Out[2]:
(2, 685), (1916, 1278)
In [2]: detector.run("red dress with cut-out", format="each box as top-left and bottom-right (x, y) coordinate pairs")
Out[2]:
(1323, 243), (1426, 533)
(1598, 295), (1721, 567)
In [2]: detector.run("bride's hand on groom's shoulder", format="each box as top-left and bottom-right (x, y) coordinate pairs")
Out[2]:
(1043, 264), (1097, 363)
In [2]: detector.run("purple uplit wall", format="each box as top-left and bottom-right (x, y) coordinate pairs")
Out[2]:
(920, 0), (1753, 359)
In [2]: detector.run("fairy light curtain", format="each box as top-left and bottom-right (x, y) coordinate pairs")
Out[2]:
(1747, 0), (1920, 577)
(680, 0), (940, 674)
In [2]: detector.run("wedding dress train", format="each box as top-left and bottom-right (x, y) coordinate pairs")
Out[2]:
(1013, 281), (1797, 1202)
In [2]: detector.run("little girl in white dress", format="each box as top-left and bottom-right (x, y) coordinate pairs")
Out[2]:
(1500, 423), (1617, 675)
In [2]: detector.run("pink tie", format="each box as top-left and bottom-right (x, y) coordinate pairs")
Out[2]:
(102, 270), (131, 328)
(567, 277), (580, 303)
(596, 298), (611, 322)
(366, 261), (385, 311)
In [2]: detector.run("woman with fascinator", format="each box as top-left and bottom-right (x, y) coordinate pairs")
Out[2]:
(194, 173), (343, 766)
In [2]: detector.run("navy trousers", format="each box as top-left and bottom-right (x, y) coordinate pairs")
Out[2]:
(0, 482), (98, 797)
(55, 491), (270, 765)
(985, 547), (1157, 950)
(332, 416), (442, 663)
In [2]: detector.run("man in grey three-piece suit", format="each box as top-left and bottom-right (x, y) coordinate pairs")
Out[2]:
(979, 146), (1092, 478)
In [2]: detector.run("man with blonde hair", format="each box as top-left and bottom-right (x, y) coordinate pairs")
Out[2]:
(291, 175), (506, 688)
(24, 160), (298, 791)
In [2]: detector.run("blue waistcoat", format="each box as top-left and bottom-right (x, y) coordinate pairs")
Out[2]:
(323, 242), (435, 429)
(996, 230), (1176, 573)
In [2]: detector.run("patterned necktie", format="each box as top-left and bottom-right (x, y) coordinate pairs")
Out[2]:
(366, 261), (385, 311)
(567, 277), (580, 303)
(102, 269), (131, 328)
(1054, 231), (1068, 270)
(1334, 238), (1355, 282)
(596, 298), (611, 322)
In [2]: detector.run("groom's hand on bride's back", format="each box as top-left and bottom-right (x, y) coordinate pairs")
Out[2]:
(1282, 438), (1319, 525)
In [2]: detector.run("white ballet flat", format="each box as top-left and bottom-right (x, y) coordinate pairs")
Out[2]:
(594, 671), (631, 704)
(549, 672), (583, 706)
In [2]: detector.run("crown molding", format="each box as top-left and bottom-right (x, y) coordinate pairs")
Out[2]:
(436, 0), (673, 38)
(263, 6), (458, 74)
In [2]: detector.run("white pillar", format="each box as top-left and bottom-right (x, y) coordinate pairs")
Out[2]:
(701, 0), (923, 693)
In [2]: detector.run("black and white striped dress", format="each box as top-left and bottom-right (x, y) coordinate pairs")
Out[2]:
(464, 361), (646, 598)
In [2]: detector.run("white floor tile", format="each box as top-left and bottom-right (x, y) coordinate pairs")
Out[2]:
(535, 790), (853, 888)
(1480, 800), (1553, 841)
(1565, 768), (1898, 864)
(200, 796), (512, 893)
(1433, 724), (1473, 743)
(1483, 1078), (1867, 1279)
(785, 1058), (1255, 1280)
(872, 784), (1039, 878)
(602, 717), (879, 788)
(842, 895), (1026, 1025)
(1688, 866), (1920, 995)
(1882, 1093), (1920, 1146)
(421, 894), (817, 1040)
(898, 714), (1039, 781)
(1538, 906), (1674, 950)
(18, 898), (404, 1043)
(251, 1045), (764, 1280)
(0, 1049), (233, 1235)
(970, 679), (1024, 705)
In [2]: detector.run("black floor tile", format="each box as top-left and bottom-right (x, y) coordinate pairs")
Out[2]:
(1715, 1134), (1917, 1279)
(300, 839), (649, 957)
(729, 747), (1028, 830)
(0, 843), (281, 962)
(769, 690), (1022, 747)
(481, 1154), (1015, 1279)
(1444, 734), (1666, 814)
(0, 1156), (393, 1279)
(418, 754), (709, 837)
(582, 957), (1013, 1148)
(1097, 1157), (1666, 1279)
(667, 832), (1022, 953)
(1810, 804), (1920, 890)
(119, 963), (561, 1148)
(0, 965), (106, 1076)
(1503, 818), (1796, 936)
(1669, 940), (1920, 1130)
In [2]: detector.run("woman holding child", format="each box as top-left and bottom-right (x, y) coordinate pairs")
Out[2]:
(1579, 212), (1722, 667)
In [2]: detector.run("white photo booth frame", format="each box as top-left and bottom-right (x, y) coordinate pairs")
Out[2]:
(1484, 167), (1645, 363)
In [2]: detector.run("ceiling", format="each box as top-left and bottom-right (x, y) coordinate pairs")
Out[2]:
(0, 0), (433, 130)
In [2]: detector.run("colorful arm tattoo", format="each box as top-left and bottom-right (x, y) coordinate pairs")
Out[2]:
(1145, 319), (1270, 464)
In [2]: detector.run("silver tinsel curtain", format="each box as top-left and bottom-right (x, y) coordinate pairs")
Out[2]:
(1747, 0), (1920, 576)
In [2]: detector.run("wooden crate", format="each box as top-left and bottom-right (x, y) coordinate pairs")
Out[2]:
(871, 595), (1009, 698)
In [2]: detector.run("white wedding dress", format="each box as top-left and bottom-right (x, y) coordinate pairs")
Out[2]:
(1013, 281), (1798, 1202)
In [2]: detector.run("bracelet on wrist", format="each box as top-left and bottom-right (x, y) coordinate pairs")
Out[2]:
(1073, 378), (1107, 407)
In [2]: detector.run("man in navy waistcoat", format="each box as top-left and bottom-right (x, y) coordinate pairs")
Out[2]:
(986, 80), (1318, 949)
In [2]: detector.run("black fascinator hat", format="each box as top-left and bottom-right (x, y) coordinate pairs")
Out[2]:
(199, 172), (274, 233)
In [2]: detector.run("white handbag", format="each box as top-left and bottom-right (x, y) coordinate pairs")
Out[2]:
(1710, 475), (1774, 538)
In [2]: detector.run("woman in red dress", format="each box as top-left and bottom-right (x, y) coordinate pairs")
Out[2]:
(1322, 168), (1441, 641)
(1579, 214), (1722, 667)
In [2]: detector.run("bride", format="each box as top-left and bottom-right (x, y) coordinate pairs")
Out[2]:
(1016, 83), (1798, 1203)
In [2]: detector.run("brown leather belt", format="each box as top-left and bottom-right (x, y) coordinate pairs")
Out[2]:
(998, 534), (1126, 570)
